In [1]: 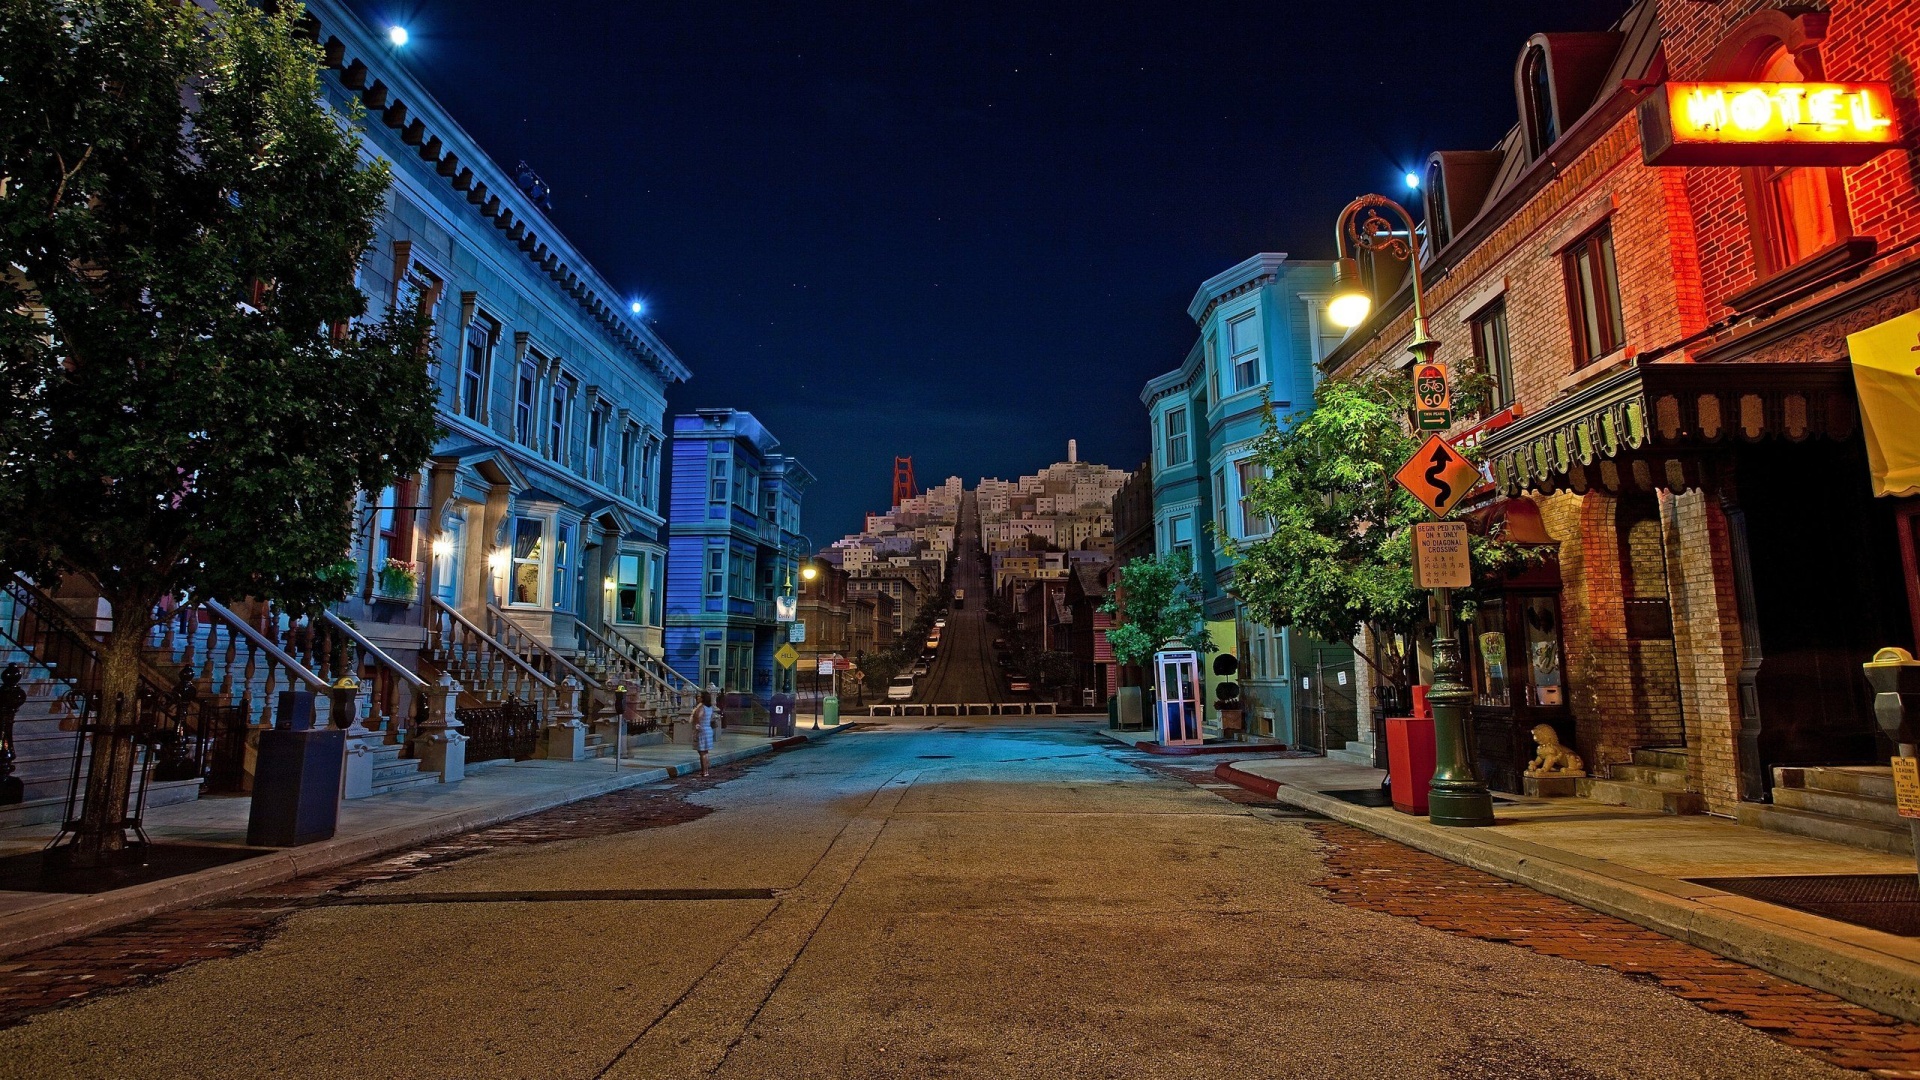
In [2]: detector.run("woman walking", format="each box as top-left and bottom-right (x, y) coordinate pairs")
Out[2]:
(692, 690), (716, 777)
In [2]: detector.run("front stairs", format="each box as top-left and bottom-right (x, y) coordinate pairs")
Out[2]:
(1739, 766), (1913, 856)
(1577, 747), (1706, 815)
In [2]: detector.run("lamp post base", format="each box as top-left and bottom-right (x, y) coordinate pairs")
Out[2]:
(1427, 786), (1495, 828)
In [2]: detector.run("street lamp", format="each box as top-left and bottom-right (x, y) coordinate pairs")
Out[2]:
(1330, 192), (1494, 829)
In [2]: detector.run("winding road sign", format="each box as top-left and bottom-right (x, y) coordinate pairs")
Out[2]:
(1395, 434), (1480, 518)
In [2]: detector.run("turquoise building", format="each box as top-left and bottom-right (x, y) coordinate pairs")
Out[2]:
(1141, 253), (1345, 741)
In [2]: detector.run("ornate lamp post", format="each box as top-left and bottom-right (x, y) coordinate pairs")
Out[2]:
(1327, 193), (1495, 828)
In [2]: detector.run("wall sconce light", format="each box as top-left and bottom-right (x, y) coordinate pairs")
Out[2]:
(487, 548), (509, 572)
(603, 576), (616, 590)
(431, 535), (453, 559)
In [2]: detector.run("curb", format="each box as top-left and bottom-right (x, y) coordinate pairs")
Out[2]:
(0, 724), (852, 960)
(1213, 761), (1920, 1024)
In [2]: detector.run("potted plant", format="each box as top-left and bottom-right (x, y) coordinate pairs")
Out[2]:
(373, 558), (419, 603)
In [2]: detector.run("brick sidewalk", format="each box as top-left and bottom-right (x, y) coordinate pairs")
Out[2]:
(0, 756), (763, 1031)
(1309, 821), (1920, 1078)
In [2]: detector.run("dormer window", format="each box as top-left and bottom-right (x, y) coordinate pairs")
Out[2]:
(1523, 45), (1558, 157)
(1424, 159), (1450, 249)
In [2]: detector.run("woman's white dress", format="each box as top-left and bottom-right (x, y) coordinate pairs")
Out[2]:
(695, 705), (715, 752)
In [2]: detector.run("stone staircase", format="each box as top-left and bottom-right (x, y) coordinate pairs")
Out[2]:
(1738, 766), (1912, 856)
(1577, 747), (1706, 815)
(361, 739), (440, 797)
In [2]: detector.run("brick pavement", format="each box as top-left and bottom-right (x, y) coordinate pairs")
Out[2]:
(0, 756), (764, 1030)
(1308, 821), (1920, 1078)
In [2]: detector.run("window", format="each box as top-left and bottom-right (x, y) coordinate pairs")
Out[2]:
(1205, 334), (1220, 403)
(619, 426), (636, 495)
(551, 521), (575, 612)
(586, 405), (606, 483)
(710, 458), (728, 503)
(514, 355), (539, 445)
(461, 320), (493, 420)
(1163, 406), (1190, 466)
(642, 437), (661, 509)
(432, 512), (465, 603)
(1212, 470), (1229, 539)
(548, 374), (575, 462)
(704, 645), (721, 689)
(370, 482), (414, 569)
(707, 547), (725, 598)
(509, 517), (545, 607)
(613, 553), (643, 624)
(1227, 312), (1261, 392)
(1471, 298), (1515, 411)
(1562, 223), (1625, 367)
(646, 553), (664, 625)
(1424, 160), (1450, 249)
(1748, 45), (1850, 274)
(1236, 459), (1269, 537)
(1523, 45), (1558, 158)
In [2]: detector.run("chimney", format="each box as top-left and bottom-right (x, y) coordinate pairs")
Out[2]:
(1068, 439), (1078, 463)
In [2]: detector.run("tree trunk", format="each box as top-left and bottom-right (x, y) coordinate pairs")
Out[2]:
(63, 611), (150, 868)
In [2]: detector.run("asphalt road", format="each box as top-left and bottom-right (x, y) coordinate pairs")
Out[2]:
(0, 720), (1847, 1079)
(915, 492), (1002, 706)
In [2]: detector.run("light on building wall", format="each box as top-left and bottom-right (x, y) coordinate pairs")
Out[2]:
(487, 548), (508, 572)
(1327, 257), (1372, 329)
(430, 535), (453, 558)
(387, 25), (409, 47)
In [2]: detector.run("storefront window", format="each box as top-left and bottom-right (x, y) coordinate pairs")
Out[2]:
(1522, 595), (1565, 706)
(510, 517), (545, 607)
(1472, 599), (1510, 707)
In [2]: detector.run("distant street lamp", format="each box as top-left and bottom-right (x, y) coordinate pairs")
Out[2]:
(1328, 192), (1494, 829)
(386, 25), (409, 47)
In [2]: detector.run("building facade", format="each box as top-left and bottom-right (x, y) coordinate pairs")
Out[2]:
(1142, 253), (1342, 740)
(1322, 0), (1920, 825)
(663, 409), (812, 699)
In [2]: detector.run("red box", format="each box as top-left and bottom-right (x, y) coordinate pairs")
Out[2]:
(1385, 716), (1437, 815)
(1411, 684), (1432, 719)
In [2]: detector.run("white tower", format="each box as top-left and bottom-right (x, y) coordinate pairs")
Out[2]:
(1068, 439), (1078, 463)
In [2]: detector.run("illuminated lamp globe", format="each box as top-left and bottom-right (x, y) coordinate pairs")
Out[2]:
(630, 300), (644, 315)
(1328, 257), (1372, 329)
(387, 25), (409, 47)
(801, 565), (819, 580)
(1404, 171), (1421, 190)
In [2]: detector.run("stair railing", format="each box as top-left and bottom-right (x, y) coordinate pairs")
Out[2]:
(152, 599), (331, 728)
(484, 604), (606, 724)
(426, 598), (556, 718)
(322, 610), (427, 743)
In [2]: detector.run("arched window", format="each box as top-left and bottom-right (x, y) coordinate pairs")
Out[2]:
(1523, 46), (1558, 158)
(1425, 159), (1451, 249)
(1745, 43), (1850, 274)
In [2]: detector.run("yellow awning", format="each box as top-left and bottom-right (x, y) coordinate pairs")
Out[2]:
(1847, 308), (1920, 498)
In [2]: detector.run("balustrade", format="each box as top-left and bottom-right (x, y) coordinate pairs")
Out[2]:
(147, 599), (330, 729)
(426, 599), (556, 719)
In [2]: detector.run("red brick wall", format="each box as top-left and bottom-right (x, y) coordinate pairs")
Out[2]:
(1659, 0), (1920, 310)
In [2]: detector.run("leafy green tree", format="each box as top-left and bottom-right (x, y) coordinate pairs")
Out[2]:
(857, 651), (904, 694)
(0, 0), (438, 863)
(1101, 550), (1212, 668)
(1230, 372), (1544, 693)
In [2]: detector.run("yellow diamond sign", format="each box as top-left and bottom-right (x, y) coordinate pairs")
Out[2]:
(775, 643), (799, 669)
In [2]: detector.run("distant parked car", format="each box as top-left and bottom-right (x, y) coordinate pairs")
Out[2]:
(1008, 676), (1032, 694)
(887, 674), (915, 701)
(912, 662), (930, 676)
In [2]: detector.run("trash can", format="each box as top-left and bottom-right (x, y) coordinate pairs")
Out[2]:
(823, 695), (839, 727)
(1386, 715), (1437, 816)
(247, 726), (345, 847)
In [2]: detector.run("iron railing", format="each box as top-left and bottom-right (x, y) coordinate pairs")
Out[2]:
(457, 697), (540, 763)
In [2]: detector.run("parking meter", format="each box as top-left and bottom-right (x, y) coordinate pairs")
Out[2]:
(1862, 647), (1920, 881)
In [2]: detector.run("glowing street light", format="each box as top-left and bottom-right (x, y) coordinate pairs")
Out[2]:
(386, 25), (409, 47)
(1404, 170), (1421, 190)
(629, 300), (644, 315)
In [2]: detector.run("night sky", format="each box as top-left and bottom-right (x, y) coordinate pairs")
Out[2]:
(341, 0), (1630, 543)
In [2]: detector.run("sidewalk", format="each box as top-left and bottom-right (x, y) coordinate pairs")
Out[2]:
(0, 722), (853, 959)
(1215, 754), (1920, 1023)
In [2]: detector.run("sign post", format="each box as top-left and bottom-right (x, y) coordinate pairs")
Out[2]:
(1394, 437), (1495, 828)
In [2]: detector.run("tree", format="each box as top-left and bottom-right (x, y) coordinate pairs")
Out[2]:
(1101, 550), (1212, 668)
(0, 0), (438, 864)
(1230, 372), (1545, 694)
(857, 651), (904, 694)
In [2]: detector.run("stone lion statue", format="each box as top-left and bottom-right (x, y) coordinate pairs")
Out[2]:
(1525, 724), (1584, 777)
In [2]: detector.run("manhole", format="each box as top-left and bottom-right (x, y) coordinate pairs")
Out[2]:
(1689, 874), (1920, 937)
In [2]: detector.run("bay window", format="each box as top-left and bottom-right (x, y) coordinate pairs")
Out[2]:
(509, 517), (545, 607)
(1227, 311), (1261, 392)
(551, 521), (575, 612)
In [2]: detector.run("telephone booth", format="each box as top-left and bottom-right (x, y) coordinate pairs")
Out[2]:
(1154, 643), (1203, 747)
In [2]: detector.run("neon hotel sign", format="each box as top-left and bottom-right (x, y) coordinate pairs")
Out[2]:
(1641, 81), (1902, 166)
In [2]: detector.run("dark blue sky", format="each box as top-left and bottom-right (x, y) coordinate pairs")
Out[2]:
(342, 0), (1630, 543)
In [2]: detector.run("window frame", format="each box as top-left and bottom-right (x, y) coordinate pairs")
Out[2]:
(507, 515), (548, 608)
(1235, 458), (1270, 538)
(460, 318), (495, 422)
(550, 520), (576, 613)
(1522, 45), (1558, 159)
(548, 372), (576, 463)
(1226, 311), (1261, 393)
(1163, 405), (1190, 466)
(1738, 42), (1852, 278)
(1470, 297), (1516, 412)
(1561, 222), (1626, 368)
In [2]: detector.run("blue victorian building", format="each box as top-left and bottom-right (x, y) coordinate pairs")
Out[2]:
(663, 410), (814, 699)
(1141, 253), (1347, 743)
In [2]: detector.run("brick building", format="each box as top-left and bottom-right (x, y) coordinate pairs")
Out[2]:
(1322, 0), (1920, 833)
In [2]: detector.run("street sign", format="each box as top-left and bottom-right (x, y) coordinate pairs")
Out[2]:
(774, 643), (799, 669)
(1412, 521), (1472, 588)
(818, 658), (834, 675)
(775, 595), (797, 622)
(1395, 433), (1480, 517)
(1893, 756), (1920, 820)
(790, 621), (807, 643)
(1414, 361), (1452, 431)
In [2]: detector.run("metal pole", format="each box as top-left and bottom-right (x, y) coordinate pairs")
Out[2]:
(1426, 586), (1494, 826)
